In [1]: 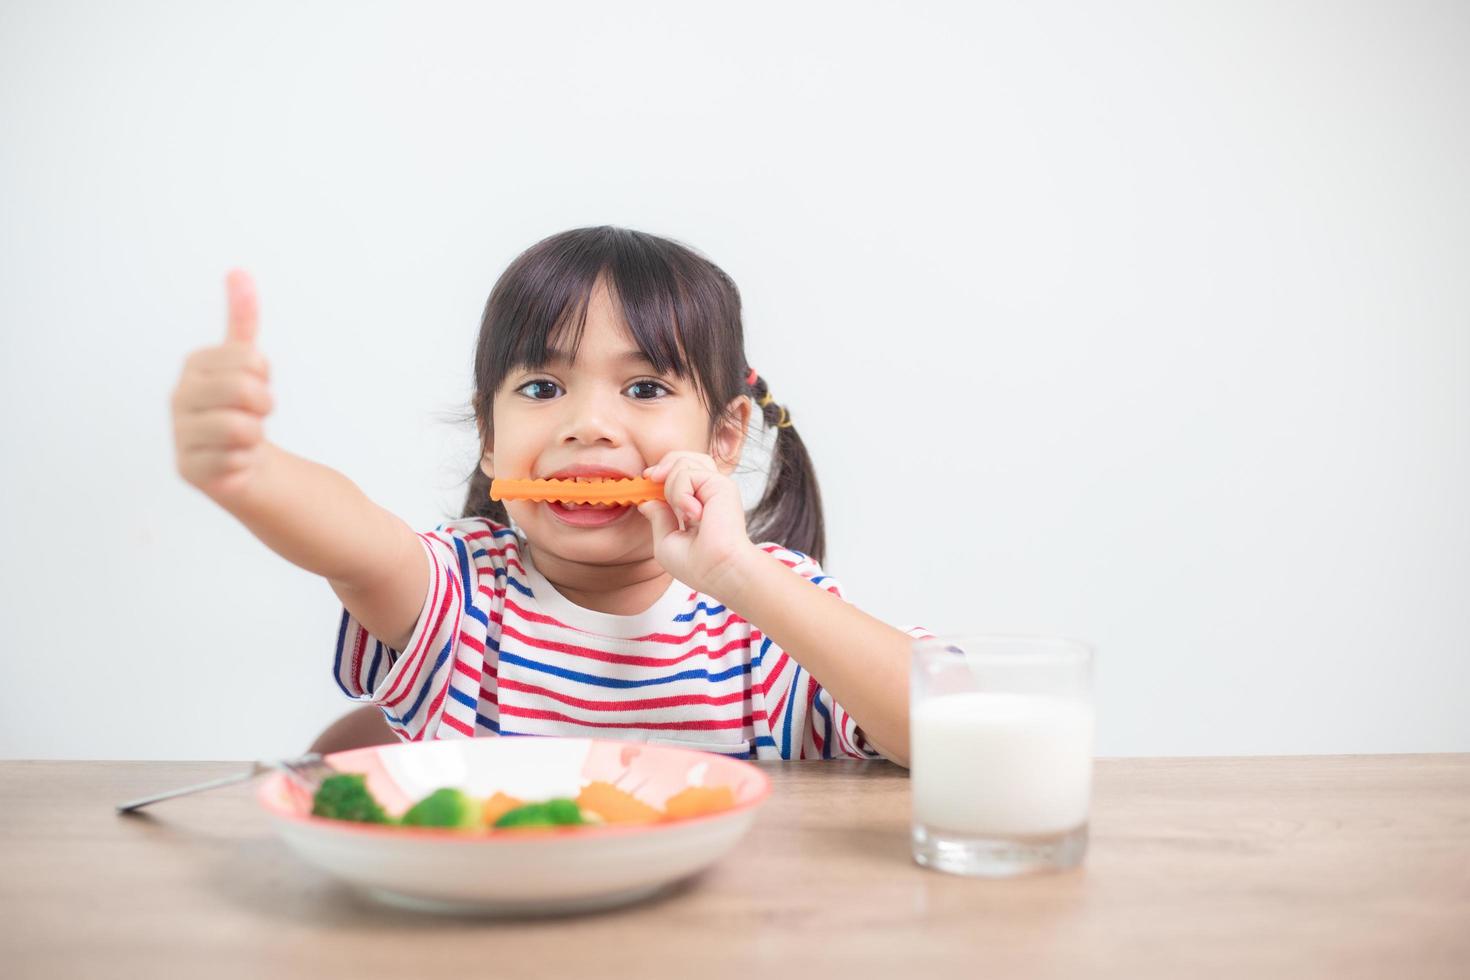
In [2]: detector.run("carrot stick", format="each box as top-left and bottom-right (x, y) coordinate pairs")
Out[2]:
(490, 477), (665, 506)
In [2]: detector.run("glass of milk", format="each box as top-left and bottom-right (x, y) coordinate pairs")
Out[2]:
(910, 634), (1095, 877)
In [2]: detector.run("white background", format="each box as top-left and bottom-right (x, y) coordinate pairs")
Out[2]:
(1, 0), (1466, 760)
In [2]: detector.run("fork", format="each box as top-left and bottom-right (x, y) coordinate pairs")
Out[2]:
(115, 753), (338, 813)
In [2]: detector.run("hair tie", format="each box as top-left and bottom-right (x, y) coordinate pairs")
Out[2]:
(758, 392), (774, 407)
(776, 404), (792, 428)
(744, 367), (758, 387)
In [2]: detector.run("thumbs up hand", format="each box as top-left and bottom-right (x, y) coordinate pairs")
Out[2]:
(171, 269), (276, 501)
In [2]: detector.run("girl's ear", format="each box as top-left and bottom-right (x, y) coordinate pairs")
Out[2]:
(477, 418), (494, 479)
(711, 394), (752, 475)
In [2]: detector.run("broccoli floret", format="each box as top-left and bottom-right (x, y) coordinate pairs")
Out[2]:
(400, 787), (481, 830)
(493, 797), (588, 829)
(311, 773), (391, 824)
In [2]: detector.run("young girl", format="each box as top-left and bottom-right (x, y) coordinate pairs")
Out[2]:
(171, 226), (927, 764)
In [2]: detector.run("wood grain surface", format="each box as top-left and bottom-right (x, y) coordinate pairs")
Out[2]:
(0, 755), (1465, 979)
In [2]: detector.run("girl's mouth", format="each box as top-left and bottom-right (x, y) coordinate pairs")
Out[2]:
(545, 500), (634, 528)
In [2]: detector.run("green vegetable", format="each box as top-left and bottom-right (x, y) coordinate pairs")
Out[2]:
(493, 797), (588, 829)
(311, 773), (391, 824)
(400, 787), (481, 830)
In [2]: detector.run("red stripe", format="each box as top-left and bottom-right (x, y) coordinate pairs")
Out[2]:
(348, 622), (367, 684)
(462, 530), (517, 545)
(500, 705), (752, 731)
(453, 658), (480, 681)
(631, 616), (745, 644)
(382, 549), (443, 705)
(807, 675), (822, 758)
(420, 679), (450, 739)
(458, 631), (485, 654)
(499, 677), (767, 717)
(499, 621), (747, 668)
(758, 543), (801, 567)
(767, 691), (790, 739)
(504, 596), (744, 645)
(472, 556), (526, 576)
(386, 561), (461, 709)
(440, 713), (475, 737)
(758, 650), (791, 699)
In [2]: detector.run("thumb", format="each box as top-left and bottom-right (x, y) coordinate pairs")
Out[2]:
(225, 268), (259, 345)
(639, 500), (682, 539)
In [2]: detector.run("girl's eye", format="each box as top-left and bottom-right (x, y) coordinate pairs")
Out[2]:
(626, 380), (670, 400)
(516, 380), (562, 400)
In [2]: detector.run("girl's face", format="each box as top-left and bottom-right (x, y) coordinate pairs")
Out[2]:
(482, 277), (750, 566)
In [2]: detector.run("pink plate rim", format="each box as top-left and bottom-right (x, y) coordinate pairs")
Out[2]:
(257, 737), (773, 844)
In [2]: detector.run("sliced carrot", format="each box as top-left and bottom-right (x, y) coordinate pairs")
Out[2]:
(490, 477), (664, 506)
(480, 791), (525, 828)
(662, 785), (736, 821)
(576, 781), (663, 824)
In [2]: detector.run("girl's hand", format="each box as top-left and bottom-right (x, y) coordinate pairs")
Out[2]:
(638, 450), (756, 601)
(170, 270), (274, 503)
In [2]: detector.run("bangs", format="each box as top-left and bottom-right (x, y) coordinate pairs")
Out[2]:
(486, 229), (703, 392)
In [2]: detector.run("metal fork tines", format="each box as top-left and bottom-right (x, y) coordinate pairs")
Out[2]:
(271, 753), (337, 792)
(115, 753), (337, 813)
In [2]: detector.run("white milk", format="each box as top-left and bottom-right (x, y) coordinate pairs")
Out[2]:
(911, 692), (1094, 837)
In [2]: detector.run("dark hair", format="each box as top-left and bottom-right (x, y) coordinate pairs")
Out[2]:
(460, 226), (826, 563)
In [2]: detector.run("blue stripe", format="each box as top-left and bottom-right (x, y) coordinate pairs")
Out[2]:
(365, 641), (384, 692)
(811, 575), (828, 586)
(754, 735), (777, 749)
(492, 528), (518, 539)
(498, 650), (752, 689)
(813, 689), (833, 759)
(754, 637), (772, 668)
(383, 635), (454, 726)
(466, 603), (489, 627)
(331, 609), (352, 697)
(672, 601), (725, 622)
(507, 576), (534, 598)
(448, 686), (477, 710)
(781, 666), (801, 760)
(454, 537), (471, 597)
(476, 713), (501, 733)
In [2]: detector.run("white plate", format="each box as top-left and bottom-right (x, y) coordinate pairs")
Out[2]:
(257, 736), (771, 915)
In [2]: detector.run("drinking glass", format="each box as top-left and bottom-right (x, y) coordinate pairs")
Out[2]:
(910, 634), (1095, 876)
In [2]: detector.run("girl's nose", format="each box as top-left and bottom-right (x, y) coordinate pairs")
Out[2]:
(558, 390), (625, 446)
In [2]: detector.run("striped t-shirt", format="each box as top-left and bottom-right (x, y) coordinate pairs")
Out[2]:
(333, 516), (929, 760)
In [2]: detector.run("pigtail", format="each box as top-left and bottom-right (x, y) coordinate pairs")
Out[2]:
(744, 375), (827, 565)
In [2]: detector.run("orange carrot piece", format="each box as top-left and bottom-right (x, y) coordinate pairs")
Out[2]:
(576, 781), (663, 824)
(662, 785), (736, 821)
(481, 791), (525, 828)
(490, 477), (664, 506)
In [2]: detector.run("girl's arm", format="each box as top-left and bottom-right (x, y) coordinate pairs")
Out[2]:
(639, 450), (913, 766)
(222, 444), (426, 653)
(172, 270), (425, 652)
(722, 548), (913, 766)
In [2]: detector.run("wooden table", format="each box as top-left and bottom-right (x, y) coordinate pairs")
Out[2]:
(1, 755), (1466, 979)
